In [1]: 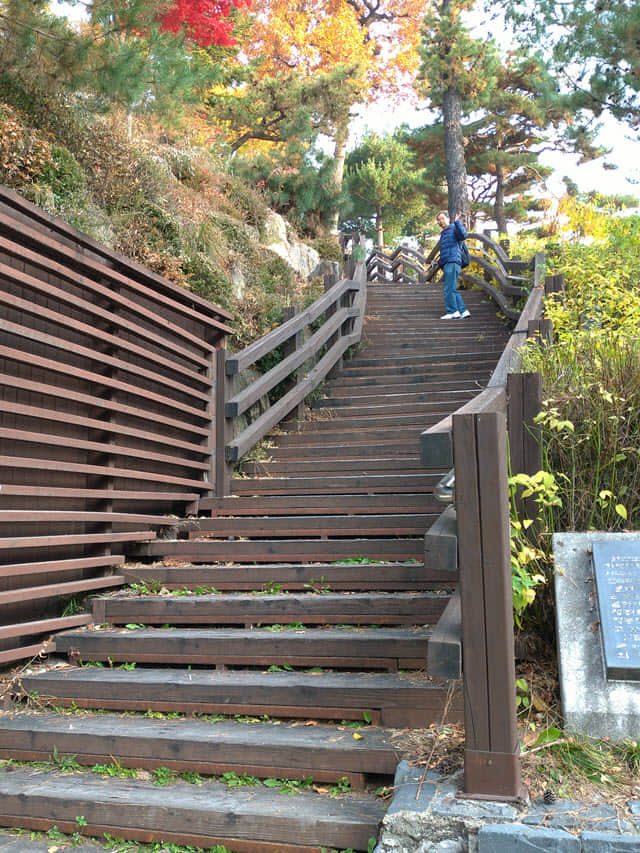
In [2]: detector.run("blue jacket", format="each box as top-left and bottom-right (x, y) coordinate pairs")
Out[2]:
(439, 220), (467, 266)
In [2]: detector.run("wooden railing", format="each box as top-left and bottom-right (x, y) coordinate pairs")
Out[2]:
(366, 233), (531, 321)
(0, 186), (231, 663)
(214, 263), (368, 495)
(421, 251), (560, 800)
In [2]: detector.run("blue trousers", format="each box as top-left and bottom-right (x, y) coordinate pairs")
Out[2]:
(442, 263), (467, 314)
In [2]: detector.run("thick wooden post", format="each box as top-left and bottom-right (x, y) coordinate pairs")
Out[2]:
(214, 346), (233, 497)
(282, 305), (305, 423)
(324, 272), (343, 378)
(453, 406), (523, 800)
(507, 372), (543, 523)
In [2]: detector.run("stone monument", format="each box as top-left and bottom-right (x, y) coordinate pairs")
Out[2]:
(554, 532), (640, 739)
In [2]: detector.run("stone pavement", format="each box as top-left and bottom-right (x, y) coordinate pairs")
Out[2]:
(374, 763), (640, 853)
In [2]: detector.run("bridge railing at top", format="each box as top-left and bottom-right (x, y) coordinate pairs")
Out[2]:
(214, 259), (368, 496)
(366, 233), (532, 321)
(420, 251), (566, 801)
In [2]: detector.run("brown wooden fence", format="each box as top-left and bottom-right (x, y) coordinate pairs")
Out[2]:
(0, 187), (231, 663)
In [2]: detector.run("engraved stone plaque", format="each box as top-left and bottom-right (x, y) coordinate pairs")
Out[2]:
(592, 540), (640, 681)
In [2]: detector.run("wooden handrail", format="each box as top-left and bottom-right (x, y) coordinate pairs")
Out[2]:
(226, 278), (360, 375)
(215, 262), (368, 490)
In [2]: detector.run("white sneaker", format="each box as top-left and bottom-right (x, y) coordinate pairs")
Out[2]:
(441, 311), (461, 319)
(460, 310), (471, 318)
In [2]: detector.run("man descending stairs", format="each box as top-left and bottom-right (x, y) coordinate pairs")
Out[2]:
(0, 278), (510, 852)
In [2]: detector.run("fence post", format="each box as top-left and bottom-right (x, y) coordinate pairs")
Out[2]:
(453, 405), (523, 800)
(282, 305), (305, 423)
(507, 372), (543, 520)
(214, 346), (233, 497)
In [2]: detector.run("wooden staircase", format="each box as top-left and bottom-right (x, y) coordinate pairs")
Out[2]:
(0, 280), (511, 852)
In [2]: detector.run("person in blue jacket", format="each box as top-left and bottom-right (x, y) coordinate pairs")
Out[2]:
(436, 211), (470, 319)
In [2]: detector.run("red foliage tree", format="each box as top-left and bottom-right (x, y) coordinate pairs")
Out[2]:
(159, 0), (251, 47)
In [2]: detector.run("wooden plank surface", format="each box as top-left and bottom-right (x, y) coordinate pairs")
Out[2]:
(92, 592), (448, 625)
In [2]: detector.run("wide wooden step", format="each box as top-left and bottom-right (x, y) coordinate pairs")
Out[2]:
(185, 513), (433, 538)
(287, 413), (440, 432)
(129, 536), (425, 562)
(239, 458), (426, 477)
(0, 766), (384, 852)
(230, 474), (439, 496)
(20, 667), (463, 726)
(0, 711), (399, 785)
(90, 591), (449, 627)
(312, 390), (478, 408)
(55, 626), (431, 670)
(272, 427), (423, 447)
(122, 559), (456, 590)
(200, 494), (439, 517)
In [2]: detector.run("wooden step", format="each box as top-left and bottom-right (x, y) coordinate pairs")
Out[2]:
(91, 591), (449, 627)
(55, 627), (431, 670)
(272, 427), (422, 447)
(230, 473), (439, 496)
(312, 390), (478, 408)
(264, 441), (420, 460)
(20, 667), (463, 727)
(123, 559), (455, 590)
(0, 711), (399, 785)
(0, 575), (125, 607)
(201, 494), (440, 516)
(0, 766), (384, 852)
(186, 513), (434, 538)
(239, 459), (426, 477)
(287, 413), (440, 432)
(129, 536), (425, 562)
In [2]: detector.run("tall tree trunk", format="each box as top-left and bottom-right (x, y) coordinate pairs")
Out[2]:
(329, 115), (350, 233)
(493, 162), (507, 235)
(376, 204), (384, 248)
(441, 0), (469, 224)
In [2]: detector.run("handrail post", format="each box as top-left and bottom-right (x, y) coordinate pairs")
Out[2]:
(507, 372), (543, 520)
(214, 345), (233, 497)
(454, 406), (523, 800)
(282, 305), (305, 423)
(324, 272), (343, 378)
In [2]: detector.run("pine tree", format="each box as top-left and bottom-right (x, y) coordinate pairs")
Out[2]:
(500, 0), (640, 127)
(342, 131), (429, 247)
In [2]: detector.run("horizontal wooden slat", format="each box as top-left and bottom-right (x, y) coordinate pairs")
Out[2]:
(0, 287), (212, 386)
(0, 428), (210, 473)
(0, 374), (210, 438)
(0, 486), (199, 502)
(0, 342), (210, 422)
(0, 511), (178, 525)
(0, 457), (210, 491)
(0, 575), (125, 606)
(0, 555), (125, 579)
(0, 614), (91, 641)
(0, 531), (155, 550)
(0, 400), (210, 456)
